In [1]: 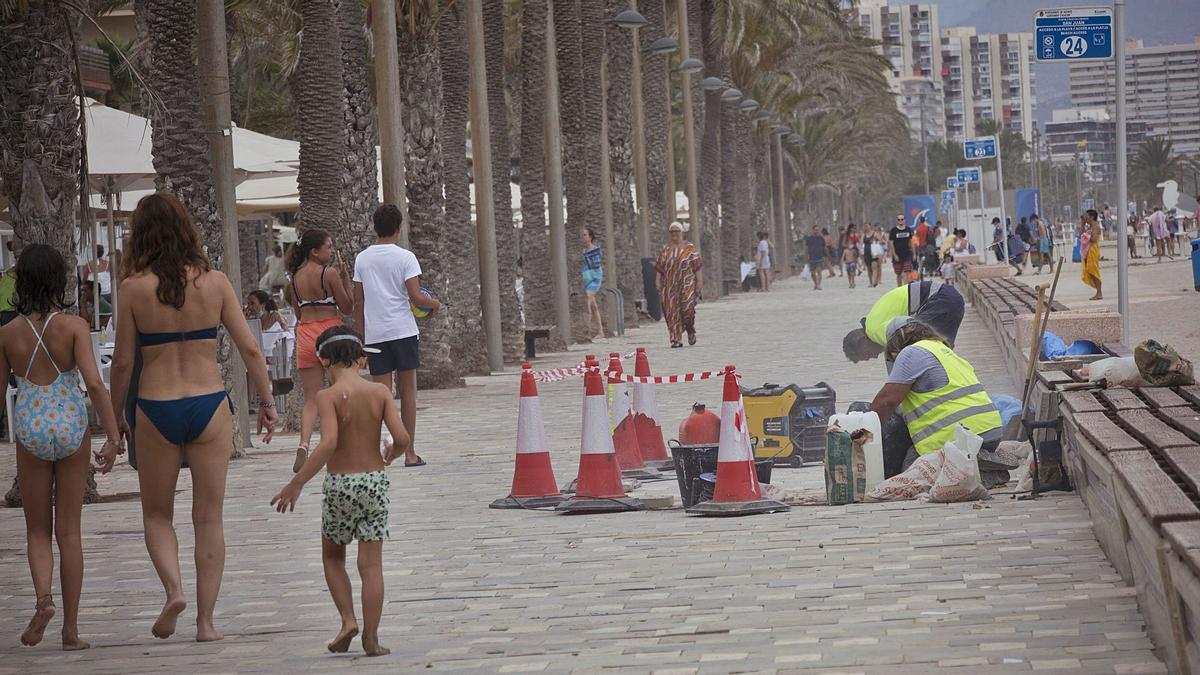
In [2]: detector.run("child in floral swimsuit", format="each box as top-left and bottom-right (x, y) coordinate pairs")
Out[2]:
(0, 245), (121, 650)
(272, 325), (410, 657)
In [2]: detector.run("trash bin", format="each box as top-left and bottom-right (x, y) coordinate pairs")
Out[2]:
(669, 441), (772, 508)
(642, 257), (662, 321)
(1192, 238), (1200, 291)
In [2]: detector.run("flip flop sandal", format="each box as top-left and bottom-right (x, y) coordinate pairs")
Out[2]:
(293, 446), (309, 474)
(405, 456), (427, 467)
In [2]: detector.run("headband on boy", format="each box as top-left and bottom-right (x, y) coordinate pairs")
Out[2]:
(317, 333), (381, 354)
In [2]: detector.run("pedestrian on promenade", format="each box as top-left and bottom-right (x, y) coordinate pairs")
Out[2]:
(285, 229), (353, 473)
(2, 244), (121, 651)
(1032, 214), (1053, 274)
(1082, 208), (1103, 301)
(109, 192), (276, 642)
(258, 244), (287, 294)
(804, 225), (826, 291)
(1016, 217), (1032, 273)
(939, 252), (957, 288)
(655, 222), (703, 348)
(861, 224), (877, 287)
(244, 290), (288, 332)
(272, 325), (410, 658)
(83, 245), (112, 309)
(889, 214), (915, 286)
(1166, 209), (1180, 257)
(842, 239), (859, 289)
(1149, 206), (1171, 262)
(580, 228), (605, 339)
(869, 224), (887, 287)
(827, 227), (841, 277)
(353, 204), (440, 467)
(755, 231), (772, 291)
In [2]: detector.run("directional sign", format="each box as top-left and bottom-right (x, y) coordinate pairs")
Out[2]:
(1034, 7), (1113, 63)
(946, 177), (959, 189)
(956, 167), (981, 184)
(941, 190), (956, 203)
(964, 136), (997, 160)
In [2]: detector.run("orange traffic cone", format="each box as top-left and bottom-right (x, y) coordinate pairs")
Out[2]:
(686, 366), (790, 517)
(491, 364), (566, 509)
(556, 358), (644, 513)
(631, 348), (673, 471)
(607, 353), (661, 480)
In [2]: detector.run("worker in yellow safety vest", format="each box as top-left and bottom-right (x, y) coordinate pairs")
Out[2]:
(868, 318), (1008, 482)
(842, 279), (964, 363)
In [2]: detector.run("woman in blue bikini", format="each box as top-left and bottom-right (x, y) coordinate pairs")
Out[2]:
(109, 193), (277, 642)
(0, 244), (121, 650)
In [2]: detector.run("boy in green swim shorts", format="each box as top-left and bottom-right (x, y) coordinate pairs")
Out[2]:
(272, 325), (411, 657)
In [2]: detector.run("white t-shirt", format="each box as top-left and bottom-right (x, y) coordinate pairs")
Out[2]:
(353, 243), (422, 344)
(756, 240), (771, 269)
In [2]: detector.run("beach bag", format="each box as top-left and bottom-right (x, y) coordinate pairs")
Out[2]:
(1135, 340), (1195, 386)
(871, 242), (886, 257)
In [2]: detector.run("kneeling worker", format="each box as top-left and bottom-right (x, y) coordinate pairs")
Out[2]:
(842, 279), (965, 363)
(868, 319), (1008, 483)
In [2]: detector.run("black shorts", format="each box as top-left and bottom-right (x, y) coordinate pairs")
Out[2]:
(911, 285), (965, 346)
(367, 335), (420, 375)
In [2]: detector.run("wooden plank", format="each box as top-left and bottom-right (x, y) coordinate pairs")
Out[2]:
(1159, 446), (1200, 497)
(1109, 450), (1200, 525)
(1178, 386), (1200, 408)
(1074, 411), (1145, 453)
(1142, 387), (1189, 409)
(1117, 409), (1196, 449)
(1061, 391), (1106, 414)
(1100, 388), (1149, 410)
(1160, 407), (1200, 444)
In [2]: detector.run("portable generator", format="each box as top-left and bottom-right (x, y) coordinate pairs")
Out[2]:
(741, 382), (837, 467)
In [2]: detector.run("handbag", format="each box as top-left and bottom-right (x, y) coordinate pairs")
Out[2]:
(870, 242), (886, 258)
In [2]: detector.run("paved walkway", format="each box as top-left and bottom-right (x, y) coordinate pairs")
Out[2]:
(0, 273), (1165, 673)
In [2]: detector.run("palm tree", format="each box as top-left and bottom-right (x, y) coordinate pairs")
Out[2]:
(294, 0), (345, 236)
(605, 0), (641, 326)
(337, 0), (379, 263)
(517, 0), (557, 334)
(640, 0), (672, 243)
(483, 0), (523, 360)
(1130, 137), (1183, 206)
(439, 4), (489, 376)
(552, 0), (601, 340)
(399, 1), (462, 388)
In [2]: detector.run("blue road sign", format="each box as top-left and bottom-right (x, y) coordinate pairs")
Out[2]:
(947, 177), (959, 189)
(963, 137), (997, 160)
(956, 167), (981, 184)
(1034, 7), (1113, 63)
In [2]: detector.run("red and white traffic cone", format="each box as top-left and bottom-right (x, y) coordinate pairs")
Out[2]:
(686, 365), (790, 517)
(631, 347), (673, 471)
(491, 364), (566, 509)
(557, 358), (644, 514)
(607, 352), (661, 480)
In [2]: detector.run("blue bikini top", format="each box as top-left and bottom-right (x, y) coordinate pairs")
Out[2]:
(138, 326), (220, 347)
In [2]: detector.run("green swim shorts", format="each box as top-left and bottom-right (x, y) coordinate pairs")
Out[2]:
(321, 470), (390, 545)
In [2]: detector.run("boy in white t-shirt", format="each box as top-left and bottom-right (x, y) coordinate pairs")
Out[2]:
(353, 204), (441, 467)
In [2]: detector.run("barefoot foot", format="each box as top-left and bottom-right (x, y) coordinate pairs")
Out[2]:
(327, 622), (359, 653)
(152, 596), (186, 639)
(195, 621), (224, 643)
(20, 595), (55, 646)
(362, 632), (390, 657)
(62, 629), (90, 651)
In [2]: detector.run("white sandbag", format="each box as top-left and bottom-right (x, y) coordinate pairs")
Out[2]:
(864, 450), (945, 502)
(995, 440), (1031, 467)
(1085, 356), (1144, 387)
(928, 425), (989, 503)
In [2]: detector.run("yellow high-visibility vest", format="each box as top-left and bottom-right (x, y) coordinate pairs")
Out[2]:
(899, 339), (1002, 455)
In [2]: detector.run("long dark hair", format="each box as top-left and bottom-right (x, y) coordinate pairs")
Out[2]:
(286, 229), (330, 274)
(248, 289), (277, 312)
(13, 244), (74, 316)
(123, 192), (211, 309)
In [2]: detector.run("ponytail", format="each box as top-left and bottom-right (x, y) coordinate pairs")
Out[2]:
(287, 228), (329, 274)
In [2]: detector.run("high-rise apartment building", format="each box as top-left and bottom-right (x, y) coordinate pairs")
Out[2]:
(940, 27), (1037, 143)
(1044, 108), (1148, 184)
(1069, 37), (1200, 154)
(856, 1), (944, 142)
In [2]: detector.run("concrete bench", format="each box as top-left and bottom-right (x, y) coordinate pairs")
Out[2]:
(1073, 411), (1145, 453)
(1117, 409), (1197, 450)
(1110, 450), (1200, 525)
(1161, 407), (1200, 443)
(1101, 388), (1149, 410)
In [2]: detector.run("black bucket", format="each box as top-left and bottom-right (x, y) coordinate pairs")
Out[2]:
(669, 441), (773, 509)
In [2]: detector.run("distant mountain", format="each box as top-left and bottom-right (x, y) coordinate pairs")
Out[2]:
(935, 0), (1198, 126)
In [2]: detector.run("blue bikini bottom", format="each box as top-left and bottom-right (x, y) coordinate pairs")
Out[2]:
(137, 391), (233, 446)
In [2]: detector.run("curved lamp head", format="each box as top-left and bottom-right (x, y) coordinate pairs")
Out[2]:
(699, 76), (726, 91)
(720, 87), (743, 102)
(646, 36), (679, 55)
(787, 133), (805, 146)
(614, 9), (647, 29)
(752, 111), (772, 122)
(739, 98), (760, 112)
(677, 57), (704, 73)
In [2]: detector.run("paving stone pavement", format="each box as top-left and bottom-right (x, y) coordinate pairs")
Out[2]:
(0, 274), (1166, 674)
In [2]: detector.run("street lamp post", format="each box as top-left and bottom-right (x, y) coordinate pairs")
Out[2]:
(617, 7), (651, 257)
(674, 0), (701, 260)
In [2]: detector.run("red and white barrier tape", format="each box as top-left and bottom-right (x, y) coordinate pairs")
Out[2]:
(530, 350), (637, 383)
(532, 363), (733, 385)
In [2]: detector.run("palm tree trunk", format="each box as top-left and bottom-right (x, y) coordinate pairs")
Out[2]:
(698, 0), (726, 291)
(0, 0), (92, 506)
(399, 26), (463, 389)
(604, 0), (640, 327)
(733, 120), (753, 267)
(483, 0), (523, 361)
(640, 0), (671, 246)
(137, 0), (244, 453)
(552, 0), (600, 340)
(718, 99), (739, 287)
(439, 5), (489, 376)
(337, 0), (379, 264)
(295, 0), (345, 235)
(517, 0), (557, 336)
